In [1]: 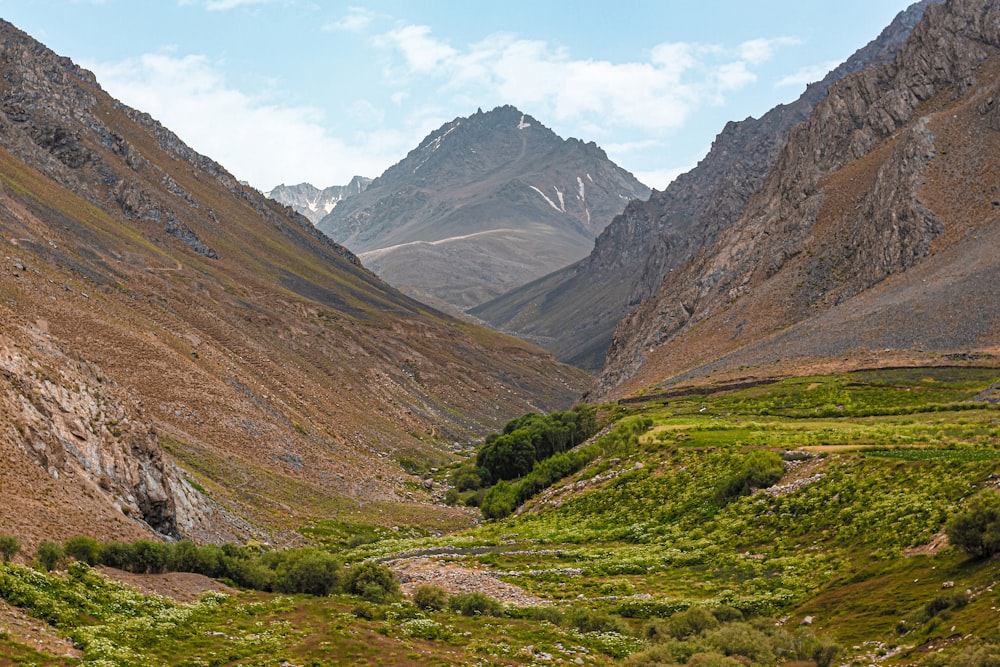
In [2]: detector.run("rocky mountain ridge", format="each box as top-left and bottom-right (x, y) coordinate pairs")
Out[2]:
(471, 0), (937, 372)
(318, 105), (650, 311)
(0, 19), (589, 545)
(594, 0), (1000, 399)
(266, 177), (371, 224)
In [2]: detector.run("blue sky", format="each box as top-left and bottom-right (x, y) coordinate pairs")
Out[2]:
(1, 0), (917, 191)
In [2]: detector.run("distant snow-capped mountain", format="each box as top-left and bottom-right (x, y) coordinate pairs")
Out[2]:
(266, 176), (371, 224)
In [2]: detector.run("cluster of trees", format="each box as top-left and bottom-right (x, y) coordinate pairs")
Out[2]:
(0, 535), (400, 601)
(476, 408), (598, 482)
(476, 413), (653, 520)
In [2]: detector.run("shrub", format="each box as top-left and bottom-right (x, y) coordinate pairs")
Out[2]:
(715, 450), (784, 504)
(946, 489), (1000, 558)
(0, 535), (21, 562)
(36, 542), (63, 572)
(130, 540), (170, 574)
(565, 606), (629, 634)
(627, 640), (702, 665)
(710, 606), (744, 623)
(167, 540), (200, 572)
(274, 548), (343, 596)
(343, 561), (399, 603)
(63, 536), (101, 566)
(448, 592), (505, 617)
(480, 480), (518, 520)
(412, 585), (449, 611)
(98, 541), (133, 570)
(666, 606), (719, 639)
(687, 653), (745, 667)
(708, 622), (775, 665)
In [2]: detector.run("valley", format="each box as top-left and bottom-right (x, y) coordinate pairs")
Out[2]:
(2, 0), (1000, 665)
(3, 367), (999, 665)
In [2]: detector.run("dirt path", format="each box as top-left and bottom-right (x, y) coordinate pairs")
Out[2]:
(387, 556), (548, 607)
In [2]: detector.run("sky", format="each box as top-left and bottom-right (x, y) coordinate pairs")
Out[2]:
(1, 1), (919, 192)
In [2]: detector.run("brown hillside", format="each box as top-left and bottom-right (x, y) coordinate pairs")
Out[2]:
(0, 20), (589, 548)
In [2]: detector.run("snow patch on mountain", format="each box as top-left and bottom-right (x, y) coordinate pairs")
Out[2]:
(530, 185), (563, 212)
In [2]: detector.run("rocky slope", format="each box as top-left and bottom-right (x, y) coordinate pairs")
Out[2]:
(594, 0), (1000, 399)
(317, 106), (650, 312)
(0, 20), (590, 545)
(266, 177), (370, 224)
(471, 0), (936, 372)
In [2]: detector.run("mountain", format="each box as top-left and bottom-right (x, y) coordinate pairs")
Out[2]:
(316, 106), (650, 312)
(594, 0), (1000, 399)
(266, 177), (370, 224)
(471, 0), (937, 372)
(0, 19), (590, 552)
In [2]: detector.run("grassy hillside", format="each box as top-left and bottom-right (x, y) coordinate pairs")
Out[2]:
(2, 367), (999, 665)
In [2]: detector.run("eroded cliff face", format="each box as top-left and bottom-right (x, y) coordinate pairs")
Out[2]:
(472, 1), (934, 372)
(0, 319), (231, 552)
(596, 0), (1000, 398)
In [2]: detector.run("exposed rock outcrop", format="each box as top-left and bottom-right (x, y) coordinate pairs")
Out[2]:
(595, 0), (1000, 398)
(0, 324), (219, 542)
(471, 1), (935, 371)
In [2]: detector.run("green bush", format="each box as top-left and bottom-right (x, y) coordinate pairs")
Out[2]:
(946, 489), (1000, 558)
(687, 653), (745, 667)
(708, 622), (775, 665)
(63, 536), (101, 566)
(274, 548), (343, 596)
(565, 606), (629, 634)
(715, 450), (785, 504)
(626, 641), (701, 666)
(35, 542), (63, 572)
(166, 540), (199, 572)
(448, 591), (505, 617)
(666, 606), (719, 639)
(98, 542), (133, 570)
(481, 480), (518, 520)
(343, 561), (399, 603)
(412, 585), (449, 611)
(0, 535), (20, 562)
(130, 540), (170, 574)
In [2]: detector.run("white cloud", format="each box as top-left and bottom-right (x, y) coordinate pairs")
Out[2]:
(203, 0), (271, 10)
(375, 25), (459, 74)
(738, 37), (801, 65)
(323, 7), (376, 32)
(634, 164), (695, 190)
(370, 25), (798, 139)
(776, 59), (841, 88)
(87, 53), (405, 188)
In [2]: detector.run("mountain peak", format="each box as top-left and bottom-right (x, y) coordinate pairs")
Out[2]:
(318, 106), (649, 312)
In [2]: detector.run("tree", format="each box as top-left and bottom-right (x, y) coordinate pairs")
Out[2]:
(64, 536), (102, 565)
(946, 489), (1000, 559)
(413, 585), (449, 611)
(36, 541), (63, 572)
(0, 535), (20, 562)
(480, 480), (518, 520)
(274, 548), (343, 596)
(343, 561), (400, 603)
